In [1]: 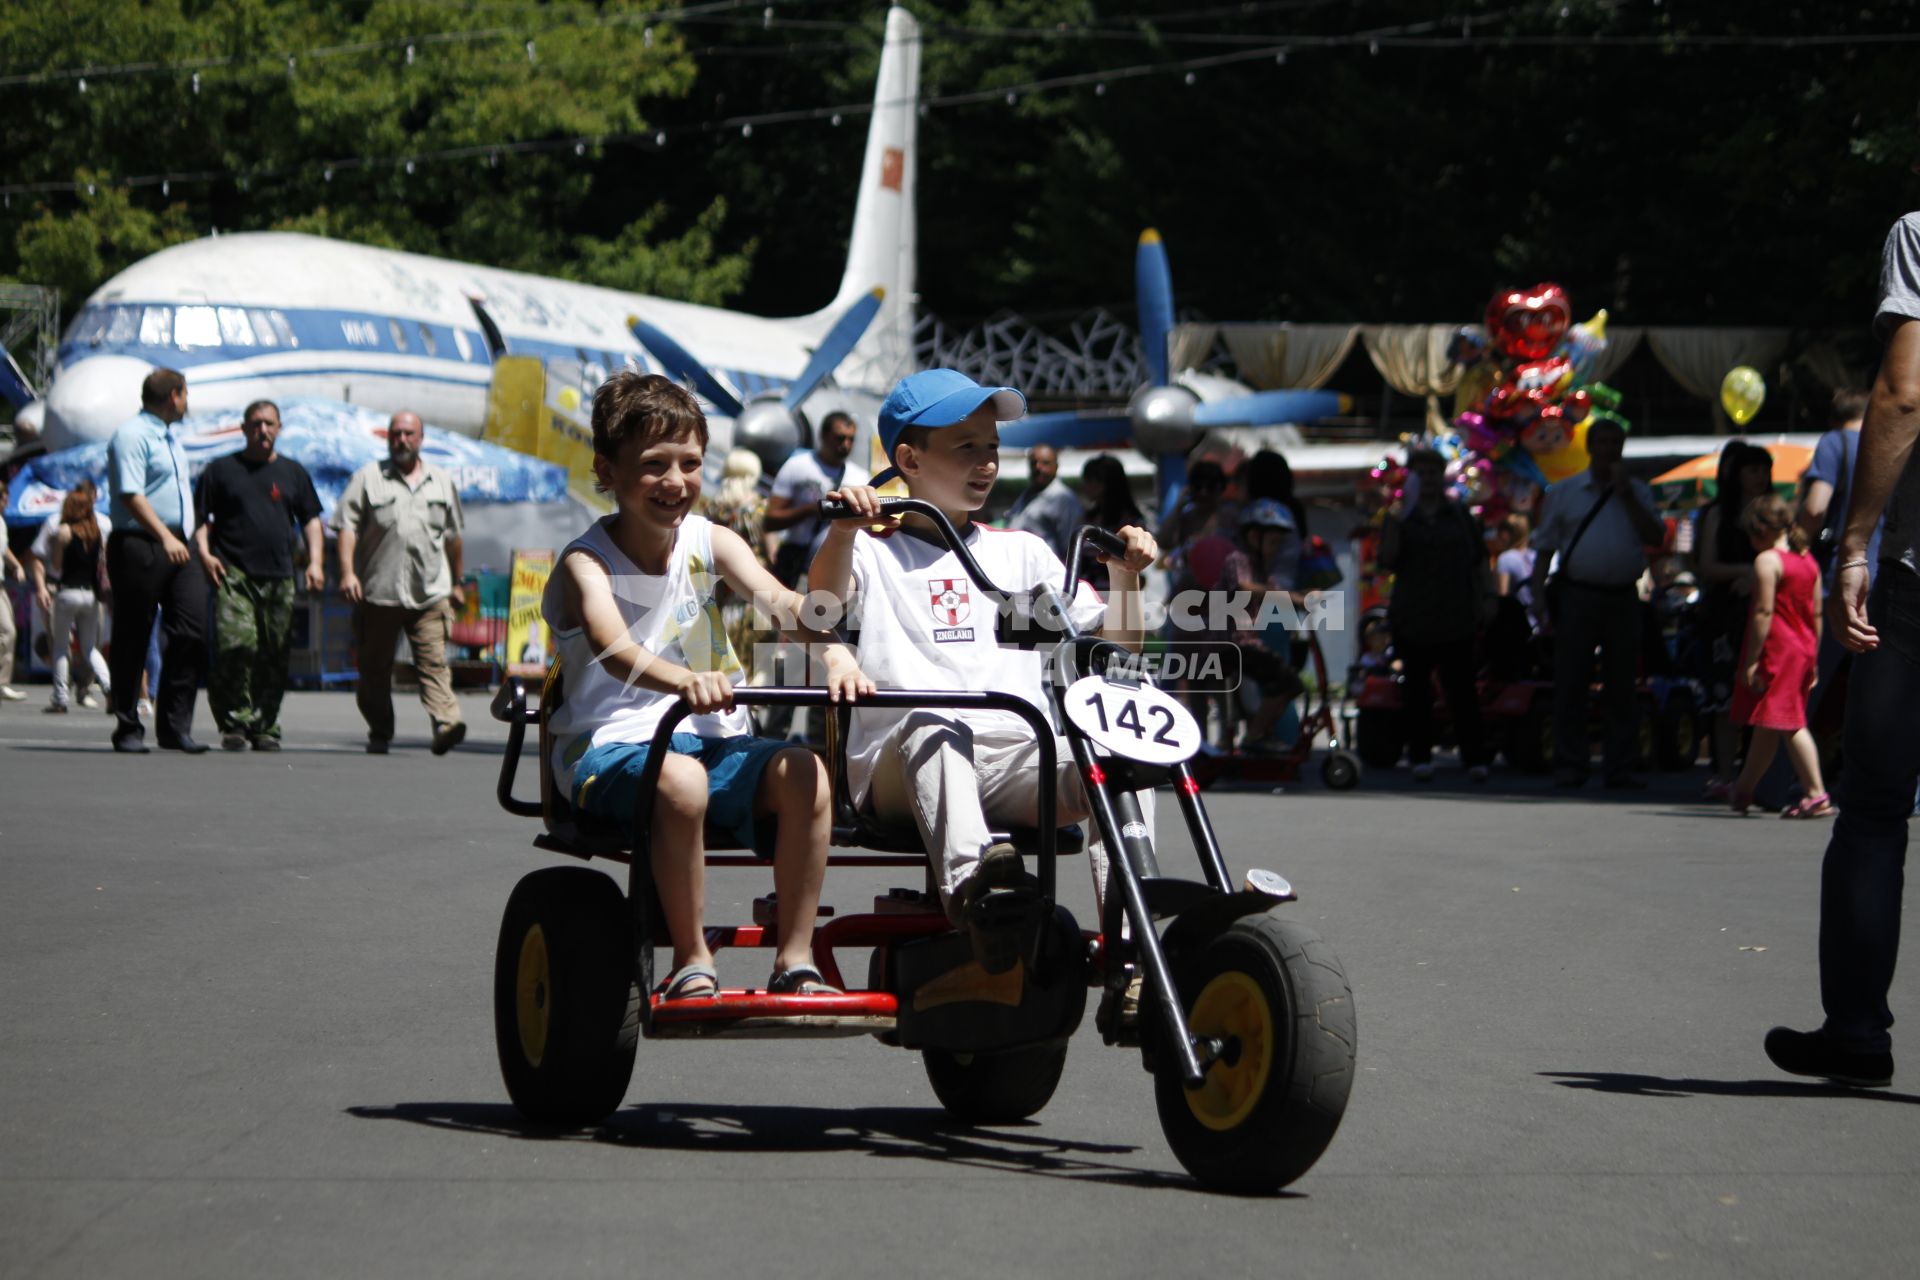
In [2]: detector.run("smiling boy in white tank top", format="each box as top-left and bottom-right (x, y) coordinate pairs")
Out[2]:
(542, 373), (873, 1000)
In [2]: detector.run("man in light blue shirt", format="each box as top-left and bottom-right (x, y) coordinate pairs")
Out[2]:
(105, 367), (210, 753)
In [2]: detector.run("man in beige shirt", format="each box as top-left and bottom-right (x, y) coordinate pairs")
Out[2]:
(335, 411), (467, 755)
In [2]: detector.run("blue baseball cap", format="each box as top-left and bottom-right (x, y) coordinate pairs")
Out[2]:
(872, 368), (1027, 486)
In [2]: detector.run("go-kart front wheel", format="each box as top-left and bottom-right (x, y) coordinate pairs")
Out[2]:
(923, 1042), (1068, 1124)
(1152, 915), (1355, 1193)
(493, 866), (639, 1127)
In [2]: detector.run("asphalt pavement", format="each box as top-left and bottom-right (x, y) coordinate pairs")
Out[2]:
(2, 691), (1917, 1279)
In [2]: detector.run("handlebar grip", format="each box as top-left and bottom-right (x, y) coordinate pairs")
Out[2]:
(1082, 527), (1128, 558)
(818, 497), (913, 521)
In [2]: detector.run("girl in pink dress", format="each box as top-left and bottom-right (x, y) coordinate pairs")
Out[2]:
(1729, 495), (1832, 817)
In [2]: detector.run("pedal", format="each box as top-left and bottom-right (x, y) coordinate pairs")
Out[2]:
(753, 894), (835, 927)
(874, 887), (942, 915)
(965, 886), (1045, 976)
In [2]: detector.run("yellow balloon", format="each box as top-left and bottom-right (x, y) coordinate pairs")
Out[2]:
(1720, 366), (1765, 426)
(1535, 420), (1592, 485)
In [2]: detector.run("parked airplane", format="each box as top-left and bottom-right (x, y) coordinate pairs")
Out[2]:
(33, 8), (922, 456)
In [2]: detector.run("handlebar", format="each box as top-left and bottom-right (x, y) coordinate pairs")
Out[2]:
(817, 495), (1129, 599)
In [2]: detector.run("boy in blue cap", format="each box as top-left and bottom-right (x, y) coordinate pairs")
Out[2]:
(811, 369), (1158, 935)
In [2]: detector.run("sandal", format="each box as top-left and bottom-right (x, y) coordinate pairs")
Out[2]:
(1730, 786), (1754, 816)
(767, 964), (841, 996)
(1781, 792), (1836, 819)
(657, 963), (720, 1000)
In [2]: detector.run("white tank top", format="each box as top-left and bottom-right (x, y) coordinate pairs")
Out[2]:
(543, 514), (749, 794)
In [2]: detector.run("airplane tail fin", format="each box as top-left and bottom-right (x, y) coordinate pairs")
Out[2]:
(800, 5), (919, 394)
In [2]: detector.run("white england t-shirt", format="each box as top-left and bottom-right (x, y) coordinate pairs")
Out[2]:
(845, 523), (1105, 804)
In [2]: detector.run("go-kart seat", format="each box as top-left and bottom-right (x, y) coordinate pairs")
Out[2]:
(532, 663), (769, 860)
(822, 700), (1086, 859)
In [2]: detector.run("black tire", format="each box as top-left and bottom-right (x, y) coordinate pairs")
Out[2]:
(1152, 915), (1355, 1193)
(1654, 690), (1701, 771)
(1355, 708), (1404, 770)
(923, 1042), (1070, 1124)
(494, 866), (639, 1127)
(1321, 750), (1361, 791)
(1505, 693), (1554, 774)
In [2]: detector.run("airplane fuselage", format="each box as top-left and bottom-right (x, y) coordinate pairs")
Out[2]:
(43, 231), (818, 447)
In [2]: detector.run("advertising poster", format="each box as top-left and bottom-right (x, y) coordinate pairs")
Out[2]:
(506, 549), (554, 678)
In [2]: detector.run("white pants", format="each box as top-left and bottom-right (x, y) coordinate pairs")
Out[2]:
(0, 589), (15, 686)
(868, 710), (1156, 918)
(50, 588), (111, 706)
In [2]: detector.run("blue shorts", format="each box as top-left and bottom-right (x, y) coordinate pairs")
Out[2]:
(573, 734), (793, 858)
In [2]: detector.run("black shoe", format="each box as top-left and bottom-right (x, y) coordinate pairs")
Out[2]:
(955, 843), (1041, 975)
(1603, 776), (1648, 791)
(1553, 769), (1588, 788)
(220, 731), (248, 752)
(250, 735), (281, 752)
(112, 734), (150, 754)
(366, 738), (390, 755)
(158, 736), (211, 754)
(1764, 1026), (1893, 1088)
(430, 721), (467, 756)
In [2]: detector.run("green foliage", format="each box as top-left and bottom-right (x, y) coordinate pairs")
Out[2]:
(0, 0), (749, 313)
(3, 0), (1918, 335)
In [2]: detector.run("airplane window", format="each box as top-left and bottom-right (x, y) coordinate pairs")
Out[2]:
(388, 319), (408, 351)
(70, 307), (109, 345)
(417, 322), (437, 356)
(247, 309), (279, 347)
(217, 308), (256, 347)
(453, 328), (472, 362)
(175, 306), (220, 348)
(138, 307), (172, 347)
(106, 307), (139, 345)
(269, 311), (298, 347)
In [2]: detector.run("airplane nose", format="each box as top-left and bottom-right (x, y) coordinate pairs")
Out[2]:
(43, 355), (156, 449)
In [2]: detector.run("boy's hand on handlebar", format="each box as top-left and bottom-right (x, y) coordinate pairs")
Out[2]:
(823, 650), (876, 702)
(677, 669), (737, 714)
(823, 486), (900, 536)
(1104, 525), (1159, 575)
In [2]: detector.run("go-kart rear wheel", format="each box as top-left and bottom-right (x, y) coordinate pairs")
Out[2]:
(923, 1042), (1069, 1124)
(1321, 749), (1361, 791)
(494, 866), (639, 1127)
(1152, 915), (1355, 1193)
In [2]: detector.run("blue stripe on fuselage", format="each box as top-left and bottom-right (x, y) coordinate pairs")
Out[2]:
(55, 301), (792, 401)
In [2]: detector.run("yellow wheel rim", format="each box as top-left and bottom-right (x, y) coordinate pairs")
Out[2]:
(1183, 970), (1276, 1132)
(516, 924), (551, 1068)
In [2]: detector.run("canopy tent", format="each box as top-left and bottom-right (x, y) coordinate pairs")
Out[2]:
(1651, 441), (1814, 508)
(3, 398), (583, 572)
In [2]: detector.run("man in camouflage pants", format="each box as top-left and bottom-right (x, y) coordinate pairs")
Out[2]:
(193, 401), (325, 749)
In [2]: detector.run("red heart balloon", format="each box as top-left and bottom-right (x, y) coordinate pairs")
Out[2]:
(1484, 284), (1571, 361)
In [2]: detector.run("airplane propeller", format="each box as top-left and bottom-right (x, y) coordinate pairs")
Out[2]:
(995, 230), (1349, 512)
(628, 287), (886, 469)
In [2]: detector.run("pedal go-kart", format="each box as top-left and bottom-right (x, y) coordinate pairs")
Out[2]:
(484, 500), (1356, 1192)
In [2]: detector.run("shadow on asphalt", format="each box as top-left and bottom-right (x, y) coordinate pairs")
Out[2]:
(346, 1100), (1290, 1195)
(1541, 1071), (1920, 1104)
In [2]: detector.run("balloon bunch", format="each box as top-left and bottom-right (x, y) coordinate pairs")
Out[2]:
(1448, 283), (1631, 491)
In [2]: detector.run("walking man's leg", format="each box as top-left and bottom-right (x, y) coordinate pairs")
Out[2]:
(354, 604), (402, 747)
(209, 568), (260, 737)
(1600, 595), (1644, 783)
(106, 532), (162, 743)
(253, 575), (296, 743)
(1552, 589), (1600, 780)
(404, 599), (464, 753)
(156, 556), (208, 746)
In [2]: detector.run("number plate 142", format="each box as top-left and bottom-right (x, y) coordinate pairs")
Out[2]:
(1061, 675), (1203, 765)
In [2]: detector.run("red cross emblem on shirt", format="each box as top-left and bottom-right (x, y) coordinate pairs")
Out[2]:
(930, 578), (970, 626)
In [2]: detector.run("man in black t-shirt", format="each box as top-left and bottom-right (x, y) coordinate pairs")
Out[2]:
(193, 401), (324, 750)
